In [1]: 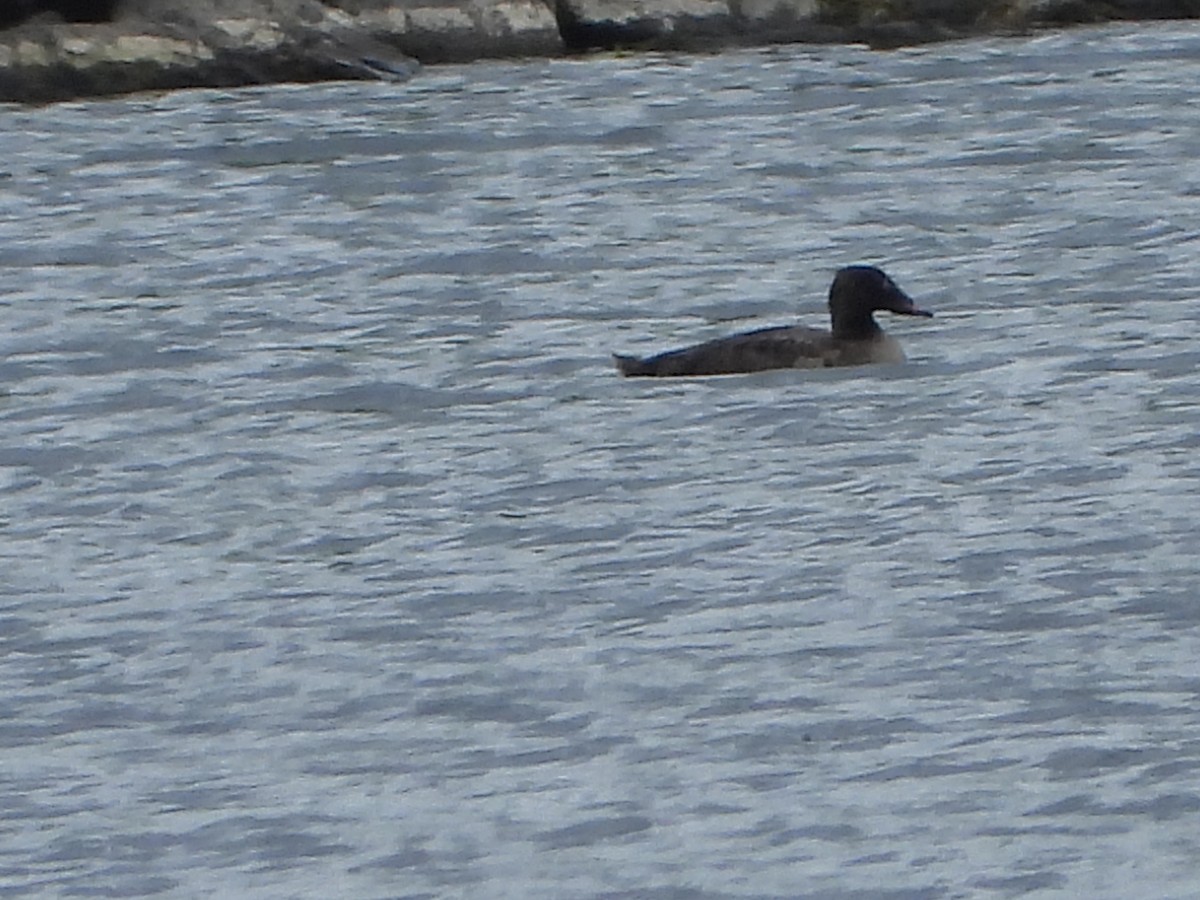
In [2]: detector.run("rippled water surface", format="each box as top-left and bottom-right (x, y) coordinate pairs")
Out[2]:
(2, 22), (1200, 898)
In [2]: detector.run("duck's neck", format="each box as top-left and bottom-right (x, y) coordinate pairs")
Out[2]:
(830, 307), (883, 341)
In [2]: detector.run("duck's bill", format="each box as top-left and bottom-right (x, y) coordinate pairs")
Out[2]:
(897, 304), (934, 318)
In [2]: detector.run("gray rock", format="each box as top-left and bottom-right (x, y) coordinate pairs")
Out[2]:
(326, 0), (564, 62)
(736, 0), (819, 25)
(0, 0), (421, 102)
(732, 0), (824, 44)
(555, 0), (737, 49)
(3, 0), (1200, 103)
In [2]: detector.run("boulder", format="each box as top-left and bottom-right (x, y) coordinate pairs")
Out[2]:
(553, 0), (737, 50)
(3, 0), (1200, 103)
(0, 1), (120, 29)
(325, 0), (563, 62)
(0, 0), (420, 102)
(1010, 0), (1200, 23)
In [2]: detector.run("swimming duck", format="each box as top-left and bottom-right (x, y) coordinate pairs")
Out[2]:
(613, 265), (932, 377)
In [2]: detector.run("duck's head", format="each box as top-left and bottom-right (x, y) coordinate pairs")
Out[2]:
(829, 265), (932, 338)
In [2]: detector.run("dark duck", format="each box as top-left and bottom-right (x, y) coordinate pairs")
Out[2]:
(613, 265), (933, 377)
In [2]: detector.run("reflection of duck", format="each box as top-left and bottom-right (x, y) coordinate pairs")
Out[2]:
(613, 265), (933, 377)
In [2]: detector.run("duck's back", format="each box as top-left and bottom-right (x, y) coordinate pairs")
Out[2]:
(614, 325), (833, 377)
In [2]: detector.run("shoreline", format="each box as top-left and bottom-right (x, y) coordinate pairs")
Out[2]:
(1, 1), (1198, 104)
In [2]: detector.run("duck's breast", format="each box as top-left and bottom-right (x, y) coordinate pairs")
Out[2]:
(829, 334), (907, 367)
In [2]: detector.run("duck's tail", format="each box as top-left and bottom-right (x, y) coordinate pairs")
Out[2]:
(612, 353), (652, 377)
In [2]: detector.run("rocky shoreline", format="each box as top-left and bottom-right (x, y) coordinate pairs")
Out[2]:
(1, 0), (1198, 103)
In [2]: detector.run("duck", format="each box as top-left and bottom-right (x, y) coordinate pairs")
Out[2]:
(613, 265), (933, 377)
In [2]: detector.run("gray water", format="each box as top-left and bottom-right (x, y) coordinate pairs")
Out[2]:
(2, 21), (1200, 899)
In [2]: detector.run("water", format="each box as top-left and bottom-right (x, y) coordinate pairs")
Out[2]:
(2, 22), (1200, 899)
